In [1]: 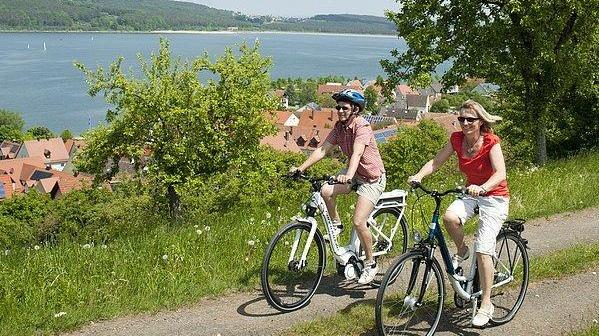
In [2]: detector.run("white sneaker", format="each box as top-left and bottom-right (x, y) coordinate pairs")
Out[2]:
(358, 263), (378, 284)
(451, 245), (469, 270)
(323, 225), (343, 242)
(472, 304), (494, 327)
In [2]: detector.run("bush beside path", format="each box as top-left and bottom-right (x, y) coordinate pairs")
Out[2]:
(63, 207), (599, 336)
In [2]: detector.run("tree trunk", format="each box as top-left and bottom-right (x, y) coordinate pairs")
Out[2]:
(167, 184), (181, 218)
(536, 119), (548, 166)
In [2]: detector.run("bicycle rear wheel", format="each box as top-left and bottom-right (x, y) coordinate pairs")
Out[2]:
(490, 232), (529, 324)
(375, 251), (445, 336)
(261, 221), (325, 312)
(368, 208), (409, 286)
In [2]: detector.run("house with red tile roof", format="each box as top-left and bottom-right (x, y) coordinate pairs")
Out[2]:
(317, 83), (364, 96)
(16, 138), (69, 171)
(422, 112), (460, 136)
(273, 89), (289, 109)
(0, 140), (21, 160)
(346, 79), (364, 90)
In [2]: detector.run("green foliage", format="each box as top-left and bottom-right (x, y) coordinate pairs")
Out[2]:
(0, 108), (25, 141)
(272, 75), (351, 107)
(75, 38), (277, 212)
(60, 129), (73, 141)
(26, 126), (55, 139)
(430, 98), (450, 113)
(363, 86), (379, 112)
(380, 120), (457, 190)
(383, 0), (599, 164)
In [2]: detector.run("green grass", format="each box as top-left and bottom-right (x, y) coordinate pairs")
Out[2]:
(572, 325), (599, 336)
(281, 242), (599, 336)
(1, 150), (598, 335)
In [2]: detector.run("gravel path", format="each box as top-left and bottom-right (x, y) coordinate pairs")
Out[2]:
(64, 207), (599, 336)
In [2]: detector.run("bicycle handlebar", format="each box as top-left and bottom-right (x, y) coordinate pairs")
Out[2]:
(409, 181), (465, 197)
(283, 172), (351, 185)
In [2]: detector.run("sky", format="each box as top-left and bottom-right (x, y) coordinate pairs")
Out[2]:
(180, 0), (400, 18)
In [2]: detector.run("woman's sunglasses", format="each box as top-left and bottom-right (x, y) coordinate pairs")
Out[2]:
(335, 105), (351, 112)
(457, 116), (480, 124)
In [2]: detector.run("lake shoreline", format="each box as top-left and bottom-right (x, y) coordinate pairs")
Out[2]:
(0, 29), (398, 39)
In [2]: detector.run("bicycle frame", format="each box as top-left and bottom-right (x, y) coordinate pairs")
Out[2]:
(418, 189), (514, 302)
(291, 186), (406, 269)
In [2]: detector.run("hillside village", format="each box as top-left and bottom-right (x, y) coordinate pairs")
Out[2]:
(0, 79), (495, 201)
(262, 80), (496, 153)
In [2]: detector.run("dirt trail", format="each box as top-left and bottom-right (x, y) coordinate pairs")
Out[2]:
(65, 207), (599, 336)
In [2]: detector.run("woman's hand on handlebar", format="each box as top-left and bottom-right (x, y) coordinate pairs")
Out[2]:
(335, 174), (352, 184)
(466, 184), (486, 197)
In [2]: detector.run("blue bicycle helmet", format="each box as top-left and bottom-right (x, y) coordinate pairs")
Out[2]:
(332, 89), (366, 112)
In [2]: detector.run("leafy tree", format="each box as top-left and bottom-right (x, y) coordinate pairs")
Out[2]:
(363, 86), (379, 112)
(60, 129), (73, 141)
(75, 39), (276, 216)
(383, 0), (599, 164)
(26, 126), (54, 139)
(430, 98), (450, 113)
(0, 109), (25, 141)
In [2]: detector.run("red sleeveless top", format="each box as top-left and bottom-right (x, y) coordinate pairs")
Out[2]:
(450, 132), (509, 197)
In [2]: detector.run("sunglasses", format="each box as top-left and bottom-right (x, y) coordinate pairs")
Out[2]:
(335, 105), (351, 112)
(457, 117), (480, 124)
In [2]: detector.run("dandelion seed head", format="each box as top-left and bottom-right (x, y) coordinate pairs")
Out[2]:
(265, 212), (272, 219)
(54, 312), (67, 318)
(34, 245), (40, 250)
(162, 254), (168, 261)
(196, 229), (203, 235)
(244, 257), (249, 262)
(247, 240), (255, 246)
(82, 244), (91, 249)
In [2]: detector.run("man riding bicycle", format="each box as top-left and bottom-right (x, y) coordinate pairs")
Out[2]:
(290, 89), (386, 284)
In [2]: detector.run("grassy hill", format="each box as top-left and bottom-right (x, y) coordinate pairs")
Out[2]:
(0, 0), (397, 34)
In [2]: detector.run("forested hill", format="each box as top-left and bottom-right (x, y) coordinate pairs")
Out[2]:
(0, 0), (397, 35)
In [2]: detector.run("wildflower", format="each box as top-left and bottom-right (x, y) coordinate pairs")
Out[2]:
(196, 229), (203, 235)
(34, 245), (40, 251)
(194, 224), (199, 228)
(266, 212), (272, 219)
(350, 204), (355, 210)
(101, 244), (107, 249)
(261, 219), (266, 224)
(204, 226), (211, 231)
(162, 254), (168, 261)
(284, 241), (290, 246)
(247, 240), (255, 246)
(277, 207), (281, 211)
(82, 244), (91, 249)
(4, 249), (9, 255)
(54, 312), (67, 318)
(244, 257), (249, 262)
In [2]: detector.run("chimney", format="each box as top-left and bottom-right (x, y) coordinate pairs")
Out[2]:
(330, 109), (334, 121)
(289, 126), (293, 135)
(310, 109), (314, 119)
(284, 131), (289, 140)
(44, 149), (51, 158)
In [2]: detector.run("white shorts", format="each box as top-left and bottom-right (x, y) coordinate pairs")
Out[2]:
(338, 169), (386, 205)
(446, 195), (509, 256)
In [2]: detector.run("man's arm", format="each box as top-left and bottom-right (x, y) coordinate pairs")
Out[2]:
(297, 141), (335, 172)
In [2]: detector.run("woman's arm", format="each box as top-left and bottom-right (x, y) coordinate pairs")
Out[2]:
(409, 142), (454, 182)
(296, 141), (334, 172)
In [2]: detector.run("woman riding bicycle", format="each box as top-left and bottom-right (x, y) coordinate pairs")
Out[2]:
(408, 99), (509, 327)
(290, 89), (386, 285)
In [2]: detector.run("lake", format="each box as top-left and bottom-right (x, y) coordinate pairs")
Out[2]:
(0, 32), (410, 134)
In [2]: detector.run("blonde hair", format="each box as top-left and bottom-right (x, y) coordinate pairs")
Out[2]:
(459, 99), (502, 133)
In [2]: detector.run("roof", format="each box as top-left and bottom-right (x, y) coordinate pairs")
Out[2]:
(0, 156), (45, 183)
(297, 108), (338, 130)
(472, 83), (500, 95)
(346, 79), (364, 89)
(0, 140), (21, 159)
(422, 112), (460, 136)
(21, 138), (69, 164)
(395, 84), (418, 96)
(406, 94), (429, 108)
(64, 138), (86, 156)
(260, 130), (302, 153)
(373, 125), (399, 144)
(37, 177), (60, 193)
(273, 89), (287, 98)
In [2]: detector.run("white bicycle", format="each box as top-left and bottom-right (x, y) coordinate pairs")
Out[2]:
(261, 173), (410, 312)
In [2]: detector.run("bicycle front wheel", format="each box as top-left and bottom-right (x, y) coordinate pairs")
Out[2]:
(375, 251), (445, 336)
(261, 221), (325, 312)
(490, 232), (529, 324)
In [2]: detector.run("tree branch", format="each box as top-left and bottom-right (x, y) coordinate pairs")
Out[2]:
(554, 11), (578, 52)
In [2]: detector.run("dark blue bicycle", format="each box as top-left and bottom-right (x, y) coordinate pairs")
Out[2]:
(375, 182), (529, 335)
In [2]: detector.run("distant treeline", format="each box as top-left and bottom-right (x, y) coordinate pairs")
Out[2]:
(0, 0), (397, 35)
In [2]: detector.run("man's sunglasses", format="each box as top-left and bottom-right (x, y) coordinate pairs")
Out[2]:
(457, 117), (480, 123)
(335, 105), (351, 112)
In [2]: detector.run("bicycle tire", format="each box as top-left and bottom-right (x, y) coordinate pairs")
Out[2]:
(375, 251), (445, 336)
(490, 232), (529, 325)
(260, 221), (326, 312)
